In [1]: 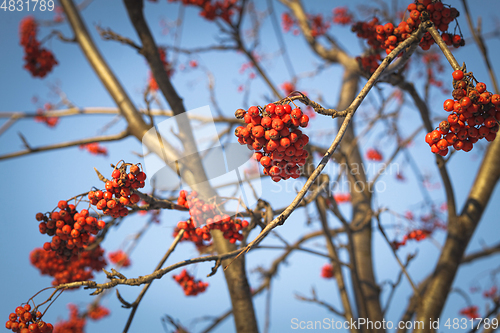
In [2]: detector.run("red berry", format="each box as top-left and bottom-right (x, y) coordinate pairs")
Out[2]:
(136, 172), (147, 181)
(261, 116), (272, 128)
(425, 132), (433, 145)
(252, 125), (265, 138)
(130, 193), (140, 204)
(130, 164), (140, 175)
(491, 94), (500, 105)
(437, 139), (448, 150)
(248, 106), (259, 117)
(384, 22), (394, 34)
(452, 70), (464, 81)
(291, 108), (303, 119)
(476, 82), (487, 93)
(443, 99), (455, 111)
(430, 130), (441, 143)
(299, 114), (309, 127)
(260, 156), (271, 167)
(272, 119), (284, 131)
(275, 105), (285, 117)
(460, 97), (472, 108)
(265, 103), (276, 114)
(111, 169), (121, 179)
(279, 137), (290, 149)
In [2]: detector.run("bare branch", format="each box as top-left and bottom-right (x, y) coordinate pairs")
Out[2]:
(461, 0), (499, 93)
(122, 229), (185, 333)
(96, 25), (142, 51)
(0, 130), (129, 161)
(295, 288), (344, 317)
(461, 241), (500, 264)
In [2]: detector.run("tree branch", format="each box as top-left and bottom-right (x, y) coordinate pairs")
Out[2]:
(0, 130), (128, 161)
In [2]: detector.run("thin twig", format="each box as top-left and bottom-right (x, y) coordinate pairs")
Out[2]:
(122, 230), (185, 333)
(376, 214), (420, 301)
(0, 130), (129, 161)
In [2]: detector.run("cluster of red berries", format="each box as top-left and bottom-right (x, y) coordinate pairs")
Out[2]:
(108, 250), (131, 267)
(281, 13), (299, 35)
(425, 70), (500, 155)
(483, 286), (498, 300)
(36, 201), (105, 260)
(148, 47), (174, 91)
(52, 304), (85, 333)
(308, 14), (330, 37)
(459, 306), (480, 320)
(333, 193), (351, 204)
(167, 0), (238, 23)
(320, 264), (335, 279)
(30, 245), (106, 287)
(88, 163), (145, 218)
(173, 190), (250, 247)
(6, 304), (53, 333)
(173, 269), (209, 296)
(352, 0), (463, 73)
(391, 229), (431, 250)
(79, 143), (108, 156)
(234, 103), (310, 182)
(332, 7), (353, 26)
(281, 12), (332, 37)
(365, 148), (383, 161)
(19, 16), (58, 78)
(34, 104), (59, 128)
(86, 305), (110, 321)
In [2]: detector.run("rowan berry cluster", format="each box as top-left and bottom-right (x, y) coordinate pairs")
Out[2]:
(309, 14), (330, 37)
(321, 264), (335, 279)
(87, 305), (110, 321)
(79, 143), (108, 156)
(281, 13), (298, 35)
(19, 16), (58, 78)
(234, 103), (310, 182)
(148, 47), (174, 91)
(36, 201), (106, 260)
(172, 269), (209, 296)
(459, 306), (480, 320)
(108, 250), (131, 267)
(52, 304), (85, 333)
(333, 193), (351, 204)
(425, 70), (500, 155)
(34, 104), (59, 128)
(391, 229), (431, 250)
(332, 7), (353, 26)
(483, 286), (498, 300)
(365, 148), (383, 161)
(87, 163), (145, 218)
(167, 0), (238, 23)
(173, 190), (250, 247)
(30, 245), (106, 287)
(352, 0), (463, 73)
(5, 304), (53, 333)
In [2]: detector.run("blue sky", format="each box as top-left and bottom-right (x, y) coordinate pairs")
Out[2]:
(1, 1), (500, 332)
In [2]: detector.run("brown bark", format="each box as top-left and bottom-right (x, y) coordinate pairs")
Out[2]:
(337, 70), (385, 333)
